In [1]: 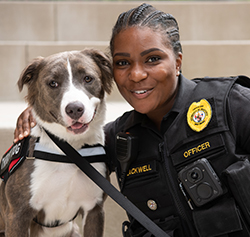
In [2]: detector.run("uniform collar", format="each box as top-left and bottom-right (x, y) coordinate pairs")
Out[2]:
(122, 75), (197, 131)
(168, 74), (197, 113)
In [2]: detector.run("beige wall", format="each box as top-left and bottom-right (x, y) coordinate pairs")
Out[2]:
(1, 1), (250, 102)
(1, 1), (250, 41)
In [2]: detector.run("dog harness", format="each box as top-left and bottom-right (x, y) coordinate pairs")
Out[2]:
(0, 137), (30, 182)
(33, 139), (106, 164)
(1, 137), (106, 183)
(33, 211), (79, 228)
(0, 135), (107, 228)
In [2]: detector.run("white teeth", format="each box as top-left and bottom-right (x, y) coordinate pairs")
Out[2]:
(134, 90), (147, 94)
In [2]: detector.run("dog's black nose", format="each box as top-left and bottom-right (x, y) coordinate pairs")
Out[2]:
(65, 102), (85, 120)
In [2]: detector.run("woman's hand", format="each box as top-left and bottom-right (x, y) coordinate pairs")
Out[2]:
(14, 107), (36, 143)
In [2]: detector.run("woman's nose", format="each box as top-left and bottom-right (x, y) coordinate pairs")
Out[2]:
(129, 64), (147, 82)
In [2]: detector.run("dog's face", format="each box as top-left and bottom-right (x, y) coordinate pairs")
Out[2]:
(18, 49), (113, 137)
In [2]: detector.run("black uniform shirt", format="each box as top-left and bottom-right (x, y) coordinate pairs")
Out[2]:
(104, 74), (250, 236)
(105, 74), (250, 171)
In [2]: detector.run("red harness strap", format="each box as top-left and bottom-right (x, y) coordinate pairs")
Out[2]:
(0, 137), (30, 182)
(8, 157), (22, 172)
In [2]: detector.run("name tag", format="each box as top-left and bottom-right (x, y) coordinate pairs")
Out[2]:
(127, 160), (156, 178)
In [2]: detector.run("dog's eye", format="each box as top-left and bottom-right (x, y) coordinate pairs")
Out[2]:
(84, 76), (93, 83)
(49, 81), (59, 88)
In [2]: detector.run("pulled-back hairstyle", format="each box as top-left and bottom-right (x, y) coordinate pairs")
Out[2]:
(110, 3), (182, 57)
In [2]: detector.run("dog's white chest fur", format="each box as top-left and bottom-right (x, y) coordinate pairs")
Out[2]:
(30, 159), (106, 224)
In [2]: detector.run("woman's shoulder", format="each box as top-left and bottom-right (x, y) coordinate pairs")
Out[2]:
(105, 110), (135, 135)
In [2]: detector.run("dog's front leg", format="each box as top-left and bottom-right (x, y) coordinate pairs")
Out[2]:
(4, 210), (34, 237)
(83, 204), (104, 237)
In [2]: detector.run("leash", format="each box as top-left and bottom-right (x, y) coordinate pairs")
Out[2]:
(44, 129), (169, 237)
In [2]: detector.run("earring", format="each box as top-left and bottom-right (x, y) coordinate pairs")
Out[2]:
(176, 68), (180, 76)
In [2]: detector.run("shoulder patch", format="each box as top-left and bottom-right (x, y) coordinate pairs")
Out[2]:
(187, 99), (212, 132)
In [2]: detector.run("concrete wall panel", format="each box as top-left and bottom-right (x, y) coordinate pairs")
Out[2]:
(1, 2), (250, 42)
(27, 41), (109, 61)
(153, 2), (250, 41)
(56, 3), (116, 41)
(54, 2), (250, 41)
(0, 2), (55, 41)
(182, 41), (250, 78)
(0, 44), (27, 101)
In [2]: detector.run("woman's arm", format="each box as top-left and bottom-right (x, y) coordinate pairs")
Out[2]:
(14, 107), (36, 143)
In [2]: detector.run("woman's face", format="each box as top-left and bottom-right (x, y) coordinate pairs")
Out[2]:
(112, 27), (182, 124)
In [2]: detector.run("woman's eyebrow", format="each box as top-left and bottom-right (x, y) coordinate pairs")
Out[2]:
(140, 48), (164, 57)
(113, 48), (164, 58)
(113, 52), (130, 58)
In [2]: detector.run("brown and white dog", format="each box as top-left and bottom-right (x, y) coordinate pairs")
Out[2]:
(0, 49), (113, 237)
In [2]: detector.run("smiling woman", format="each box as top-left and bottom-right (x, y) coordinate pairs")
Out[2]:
(105, 3), (250, 237)
(112, 27), (182, 129)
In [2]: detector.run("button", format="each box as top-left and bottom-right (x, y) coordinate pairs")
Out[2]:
(147, 200), (157, 210)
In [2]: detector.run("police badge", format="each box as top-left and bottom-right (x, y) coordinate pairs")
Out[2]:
(187, 99), (212, 132)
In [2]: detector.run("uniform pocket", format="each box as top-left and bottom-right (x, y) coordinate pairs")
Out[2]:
(193, 197), (242, 237)
(223, 159), (250, 225)
(123, 215), (184, 237)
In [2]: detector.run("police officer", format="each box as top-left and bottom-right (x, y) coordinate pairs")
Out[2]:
(14, 3), (250, 237)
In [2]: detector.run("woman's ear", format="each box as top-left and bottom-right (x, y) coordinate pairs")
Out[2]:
(176, 52), (182, 76)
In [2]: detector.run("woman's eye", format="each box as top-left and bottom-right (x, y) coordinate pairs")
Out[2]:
(84, 76), (93, 83)
(147, 56), (160, 63)
(116, 60), (129, 66)
(49, 81), (59, 88)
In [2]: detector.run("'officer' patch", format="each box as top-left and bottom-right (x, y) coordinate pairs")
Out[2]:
(187, 99), (212, 132)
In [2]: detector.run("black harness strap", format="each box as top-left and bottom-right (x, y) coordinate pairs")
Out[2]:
(33, 211), (79, 228)
(44, 129), (169, 237)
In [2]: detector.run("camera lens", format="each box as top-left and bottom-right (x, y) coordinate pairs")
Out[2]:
(187, 167), (203, 183)
(191, 171), (199, 180)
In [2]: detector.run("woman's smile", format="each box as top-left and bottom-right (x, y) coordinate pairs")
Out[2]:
(130, 87), (154, 98)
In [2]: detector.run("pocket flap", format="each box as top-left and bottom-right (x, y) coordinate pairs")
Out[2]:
(193, 197), (242, 237)
(224, 159), (250, 224)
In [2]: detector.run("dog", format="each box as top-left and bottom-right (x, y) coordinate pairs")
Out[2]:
(0, 49), (113, 237)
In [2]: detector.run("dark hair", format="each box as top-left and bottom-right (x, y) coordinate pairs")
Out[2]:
(110, 3), (182, 57)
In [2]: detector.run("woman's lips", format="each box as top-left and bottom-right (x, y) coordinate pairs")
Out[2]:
(130, 88), (154, 98)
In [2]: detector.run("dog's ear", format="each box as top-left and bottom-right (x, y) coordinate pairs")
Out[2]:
(84, 49), (113, 95)
(18, 56), (44, 92)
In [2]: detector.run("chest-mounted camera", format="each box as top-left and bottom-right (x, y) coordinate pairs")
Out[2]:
(178, 158), (224, 207)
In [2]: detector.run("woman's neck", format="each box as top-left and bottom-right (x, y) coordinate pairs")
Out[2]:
(147, 84), (179, 131)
